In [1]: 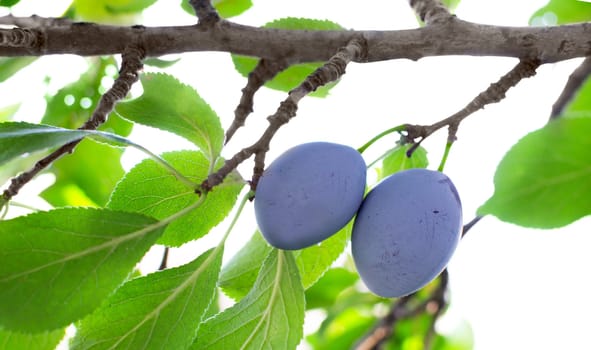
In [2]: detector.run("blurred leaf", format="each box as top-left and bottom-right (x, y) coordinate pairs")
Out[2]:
(220, 222), (351, 300)
(0, 57), (36, 83)
(305, 267), (358, 310)
(561, 77), (591, 119)
(181, 0), (253, 18)
(0, 208), (165, 331)
(192, 249), (304, 350)
(41, 139), (125, 207)
(0, 104), (20, 122)
(232, 18), (343, 97)
(432, 320), (474, 350)
(41, 57), (132, 207)
(115, 73), (224, 161)
(530, 0), (591, 25)
(479, 117), (591, 228)
(108, 150), (243, 247)
(379, 143), (428, 180)
(0, 122), (87, 166)
(143, 57), (181, 68)
(72, 247), (222, 350)
(441, 0), (460, 12)
(73, 0), (156, 22)
(0, 0), (20, 6)
(0, 328), (65, 350)
(307, 308), (376, 350)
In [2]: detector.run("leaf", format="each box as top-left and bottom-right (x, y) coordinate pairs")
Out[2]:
(379, 143), (428, 180)
(192, 249), (305, 350)
(0, 122), (87, 166)
(143, 57), (181, 68)
(41, 57), (132, 207)
(0, 208), (165, 331)
(305, 268), (358, 310)
(72, 247), (222, 350)
(441, 0), (460, 12)
(561, 77), (591, 119)
(181, 0), (253, 18)
(0, 0), (20, 6)
(0, 104), (20, 122)
(306, 307), (376, 350)
(41, 138), (126, 207)
(115, 73), (224, 161)
(0, 328), (65, 350)
(219, 222), (351, 300)
(0, 57), (36, 83)
(530, 0), (591, 25)
(478, 117), (591, 228)
(108, 150), (243, 247)
(231, 18), (344, 97)
(73, 0), (155, 22)
(105, 0), (157, 14)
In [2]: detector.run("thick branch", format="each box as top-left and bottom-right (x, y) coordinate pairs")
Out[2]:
(0, 16), (590, 63)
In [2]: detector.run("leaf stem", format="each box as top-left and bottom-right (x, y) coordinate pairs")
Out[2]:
(219, 190), (252, 245)
(437, 141), (452, 171)
(357, 124), (407, 154)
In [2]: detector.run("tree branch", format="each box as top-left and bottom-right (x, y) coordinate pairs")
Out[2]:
(409, 0), (452, 24)
(201, 37), (368, 191)
(1, 44), (145, 201)
(549, 56), (591, 120)
(188, 0), (220, 27)
(0, 15), (590, 63)
(225, 58), (290, 143)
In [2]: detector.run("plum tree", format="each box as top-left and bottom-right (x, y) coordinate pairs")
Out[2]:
(351, 168), (462, 298)
(254, 142), (366, 250)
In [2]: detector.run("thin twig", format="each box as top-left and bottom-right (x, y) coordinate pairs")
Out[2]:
(188, 0), (220, 27)
(201, 36), (368, 192)
(225, 58), (290, 143)
(408, 0), (453, 25)
(1, 44), (145, 202)
(158, 247), (169, 270)
(549, 56), (591, 120)
(462, 215), (483, 237)
(405, 58), (540, 149)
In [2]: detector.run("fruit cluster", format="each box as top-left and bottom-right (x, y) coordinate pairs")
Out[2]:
(254, 142), (463, 298)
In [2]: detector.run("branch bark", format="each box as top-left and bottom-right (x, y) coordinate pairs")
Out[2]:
(0, 15), (590, 63)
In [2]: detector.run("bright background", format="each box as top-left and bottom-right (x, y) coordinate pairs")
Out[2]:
(2, 1), (591, 349)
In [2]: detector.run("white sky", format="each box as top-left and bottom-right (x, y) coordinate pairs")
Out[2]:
(3, 1), (591, 349)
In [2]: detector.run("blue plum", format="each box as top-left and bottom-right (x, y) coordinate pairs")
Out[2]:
(254, 142), (367, 250)
(351, 168), (462, 298)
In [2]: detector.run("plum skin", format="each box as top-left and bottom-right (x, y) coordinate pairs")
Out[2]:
(351, 168), (462, 298)
(254, 142), (367, 250)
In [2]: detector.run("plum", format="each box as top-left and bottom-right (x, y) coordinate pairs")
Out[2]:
(351, 168), (462, 298)
(254, 142), (367, 250)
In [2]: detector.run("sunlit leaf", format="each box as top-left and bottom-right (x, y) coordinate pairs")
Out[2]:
(108, 150), (243, 246)
(305, 268), (358, 310)
(181, 0), (253, 18)
(0, 328), (65, 350)
(192, 249), (304, 350)
(0, 208), (165, 331)
(379, 143), (428, 180)
(479, 117), (591, 228)
(115, 73), (224, 161)
(72, 247), (222, 350)
(530, 0), (591, 25)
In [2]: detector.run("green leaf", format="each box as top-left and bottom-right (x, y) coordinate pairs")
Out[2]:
(219, 222), (351, 300)
(0, 328), (65, 350)
(530, 0), (591, 25)
(108, 150), (243, 246)
(41, 138), (126, 207)
(379, 143), (428, 180)
(105, 0), (157, 14)
(305, 268), (358, 310)
(0, 58), (36, 83)
(0, 122), (87, 166)
(231, 18), (343, 98)
(143, 57), (181, 68)
(0, 208), (165, 331)
(181, 0), (253, 18)
(115, 73), (224, 161)
(561, 77), (591, 119)
(0, 0), (20, 6)
(192, 249), (305, 350)
(478, 117), (591, 228)
(0, 104), (20, 122)
(72, 247), (223, 350)
(441, 0), (460, 12)
(306, 307), (376, 350)
(41, 57), (132, 207)
(74, 0), (155, 22)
